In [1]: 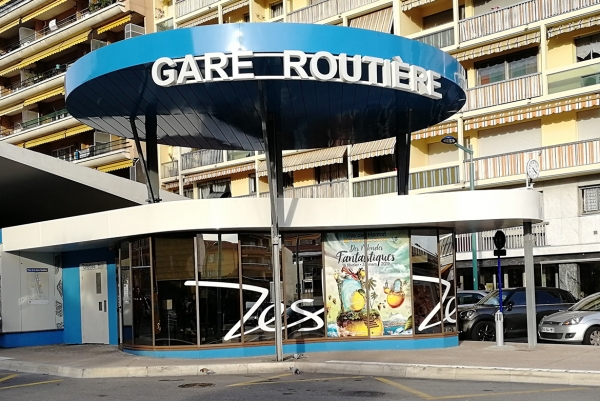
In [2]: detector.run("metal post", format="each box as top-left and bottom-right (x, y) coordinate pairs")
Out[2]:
(258, 81), (284, 361)
(524, 221), (537, 349)
(395, 110), (412, 195)
(495, 255), (504, 346)
(468, 149), (479, 290)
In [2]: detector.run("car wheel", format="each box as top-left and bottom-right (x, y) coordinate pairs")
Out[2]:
(471, 321), (496, 341)
(583, 327), (600, 346)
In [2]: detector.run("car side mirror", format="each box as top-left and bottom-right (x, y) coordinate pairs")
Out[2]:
(505, 301), (514, 312)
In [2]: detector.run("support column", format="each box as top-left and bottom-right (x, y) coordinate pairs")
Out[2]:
(524, 221), (537, 349)
(258, 81), (284, 361)
(145, 113), (161, 203)
(396, 110), (412, 195)
(177, 146), (184, 196)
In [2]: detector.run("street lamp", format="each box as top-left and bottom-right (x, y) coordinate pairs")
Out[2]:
(441, 135), (479, 290)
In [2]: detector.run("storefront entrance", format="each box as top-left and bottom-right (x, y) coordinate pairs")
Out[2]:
(80, 262), (109, 344)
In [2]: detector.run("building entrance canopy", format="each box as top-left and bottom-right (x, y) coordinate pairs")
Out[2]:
(65, 24), (466, 151)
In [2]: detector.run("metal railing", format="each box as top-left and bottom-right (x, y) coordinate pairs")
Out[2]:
(463, 73), (542, 112)
(456, 223), (547, 253)
(466, 138), (600, 181)
(0, 62), (71, 98)
(0, 108), (70, 137)
(414, 27), (454, 49)
(0, 0), (27, 19)
(287, 0), (380, 24)
(175, 0), (220, 18)
(58, 138), (130, 162)
(542, 0), (600, 18)
(0, 3), (115, 56)
(181, 149), (223, 170)
(353, 165), (460, 197)
(162, 160), (179, 178)
(259, 180), (349, 198)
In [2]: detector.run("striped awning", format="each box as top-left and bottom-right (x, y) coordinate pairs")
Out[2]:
(98, 159), (134, 173)
(184, 162), (254, 184)
(0, 102), (23, 116)
(23, 86), (64, 106)
(164, 180), (180, 190)
(23, 124), (92, 148)
(452, 32), (540, 62)
(257, 146), (347, 177)
(223, 0), (249, 14)
(548, 15), (600, 38)
(0, 18), (20, 35)
(350, 138), (395, 161)
(0, 0), (12, 6)
(22, 0), (68, 22)
(349, 7), (393, 33)
(97, 14), (132, 34)
(464, 93), (600, 131)
(0, 30), (91, 76)
(178, 11), (218, 28)
(412, 121), (458, 141)
(401, 0), (437, 11)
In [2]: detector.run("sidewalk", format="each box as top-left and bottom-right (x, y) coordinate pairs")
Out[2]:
(1, 341), (600, 386)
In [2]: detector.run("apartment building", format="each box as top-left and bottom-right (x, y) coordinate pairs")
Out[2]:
(155, 0), (600, 294)
(0, 0), (154, 179)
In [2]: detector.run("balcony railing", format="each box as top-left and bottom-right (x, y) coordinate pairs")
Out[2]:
(463, 73), (542, 112)
(0, 0), (26, 19)
(0, 62), (71, 98)
(456, 223), (547, 253)
(57, 138), (131, 162)
(459, 0), (539, 42)
(287, 0), (380, 24)
(353, 165), (460, 197)
(548, 62), (600, 95)
(0, 108), (70, 138)
(260, 180), (349, 198)
(181, 149), (223, 170)
(414, 27), (454, 49)
(162, 160), (179, 178)
(175, 0), (220, 18)
(466, 138), (600, 181)
(0, 4), (113, 56)
(541, 0), (600, 19)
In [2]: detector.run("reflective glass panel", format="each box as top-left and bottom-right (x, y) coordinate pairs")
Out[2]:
(439, 230), (457, 333)
(412, 229), (442, 335)
(120, 242), (133, 345)
(131, 238), (153, 345)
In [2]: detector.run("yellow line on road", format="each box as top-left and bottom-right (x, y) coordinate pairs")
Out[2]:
(375, 377), (435, 400)
(0, 379), (62, 391)
(432, 387), (590, 400)
(0, 374), (18, 383)
(231, 375), (364, 387)
(228, 372), (293, 387)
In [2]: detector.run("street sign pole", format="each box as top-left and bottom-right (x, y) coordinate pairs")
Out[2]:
(493, 231), (506, 346)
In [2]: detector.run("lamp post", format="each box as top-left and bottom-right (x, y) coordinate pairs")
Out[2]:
(441, 135), (479, 290)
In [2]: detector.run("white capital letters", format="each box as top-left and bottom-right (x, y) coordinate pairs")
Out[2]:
(204, 52), (230, 81)
(361, 56), (384, 85)
(310, 51), (337, 81)
(409, 65), (428, 96)
(232, 50), (255, 80)
(176, 55), (203, 85)
(283, 50), (309, 79)
(338, 53), (362, 83)
(391, 56), (410, 91)
(426, 70), (443, 99)
(152, 57), (178, 87)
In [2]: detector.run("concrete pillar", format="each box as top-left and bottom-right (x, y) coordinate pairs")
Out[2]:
(524, 222), (536, 349)
(559, 263), (581, 299)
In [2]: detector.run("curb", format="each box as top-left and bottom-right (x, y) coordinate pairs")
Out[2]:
(1, 359), (599, 386)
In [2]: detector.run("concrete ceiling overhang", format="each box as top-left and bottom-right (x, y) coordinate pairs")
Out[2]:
(0, 142), (185, 228)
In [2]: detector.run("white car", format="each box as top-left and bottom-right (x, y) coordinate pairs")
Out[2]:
(538, 292), (600, 345)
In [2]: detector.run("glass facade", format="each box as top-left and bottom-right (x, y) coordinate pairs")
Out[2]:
(117, 229), (456, 349)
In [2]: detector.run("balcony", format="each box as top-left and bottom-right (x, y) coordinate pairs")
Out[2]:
(459, 0), (539, 43)
(548, 61), (600, 95)
(175, 0), (220, 18)
(463, 73), (542, 112)
(467, 138), (600, 182)
(287, 0), (380, 24)
(542, 0), (600, 19)
(456, 223), (547, 253)
(353, 165), (460, 197)
(0, 62), (70, 99)
(162, 160), (179, 178)
(0, 108), (70, 138)
(0, 0), (28, 20)
(58, 139), (132, 168)
(181, 149), (223, 170)
(413, 26), (454, 49)
(259, 180), (349, 198)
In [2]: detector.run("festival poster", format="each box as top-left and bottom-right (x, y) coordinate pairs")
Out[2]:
(324, 231), (412, 337)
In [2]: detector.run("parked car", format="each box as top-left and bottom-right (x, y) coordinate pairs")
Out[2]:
(459, 287), (577, 341)
(538, 292), (600, 345)
(457, 290), (489, 308)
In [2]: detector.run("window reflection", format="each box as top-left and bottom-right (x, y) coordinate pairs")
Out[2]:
(120, 242), (132, 345)
(439, 231), (457, 333)
(412, 230), (442, 335)
(131, 238), (153, 345)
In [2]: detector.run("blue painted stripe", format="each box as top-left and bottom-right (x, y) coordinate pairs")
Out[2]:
(0, 330), (63, 348)
(124, 336), (458, 359)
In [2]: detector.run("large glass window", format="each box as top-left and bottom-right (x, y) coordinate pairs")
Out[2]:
(120, 242), (133, 345)
(412, 229), (442, 335)
(198, 179), (231, 199)
(476, 48), (538, 86)
(131, 238), (153, 345)
(575, 33), (600, 62)
(439, 230), (457, 333)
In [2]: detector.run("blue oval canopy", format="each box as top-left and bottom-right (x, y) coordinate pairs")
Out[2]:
(65, 23), (466, 151)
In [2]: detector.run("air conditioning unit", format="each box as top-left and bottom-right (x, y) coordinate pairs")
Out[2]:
(582, 74), (600, 87)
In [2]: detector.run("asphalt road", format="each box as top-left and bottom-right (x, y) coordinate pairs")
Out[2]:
(1, 369), (599, 401)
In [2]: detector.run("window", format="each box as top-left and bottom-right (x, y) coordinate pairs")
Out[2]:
(283, 171), (293, 188)
(198, 179), (231, 199)
(506, 290), (526, 306)
(475, 48), (538, 86)
(243, 13), (250, 22)
(270, 1), (283, 18)
(575, 33), (600, 62)
(582, 186), (600, 214)
(156, 18), (173, 32)
(423, 9), (453, 30)
(536, 290), (562, 305)
(183, 187), (194, 199)
(317, 163), (348, 183)
(248, 173), (256, 194)
(51, 145), (75, 161)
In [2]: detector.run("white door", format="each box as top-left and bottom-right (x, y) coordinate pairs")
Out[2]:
(80, 262), (109, 344)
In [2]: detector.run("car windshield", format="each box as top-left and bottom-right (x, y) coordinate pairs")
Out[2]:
(570, 293), (600, 311)
(477, 290), (511, 306)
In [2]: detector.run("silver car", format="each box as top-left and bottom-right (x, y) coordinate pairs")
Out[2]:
(538, 292), (600, 345)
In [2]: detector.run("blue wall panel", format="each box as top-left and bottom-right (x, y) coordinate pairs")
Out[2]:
(62, 248), (117, 345)
(0, 330), (63, 348)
